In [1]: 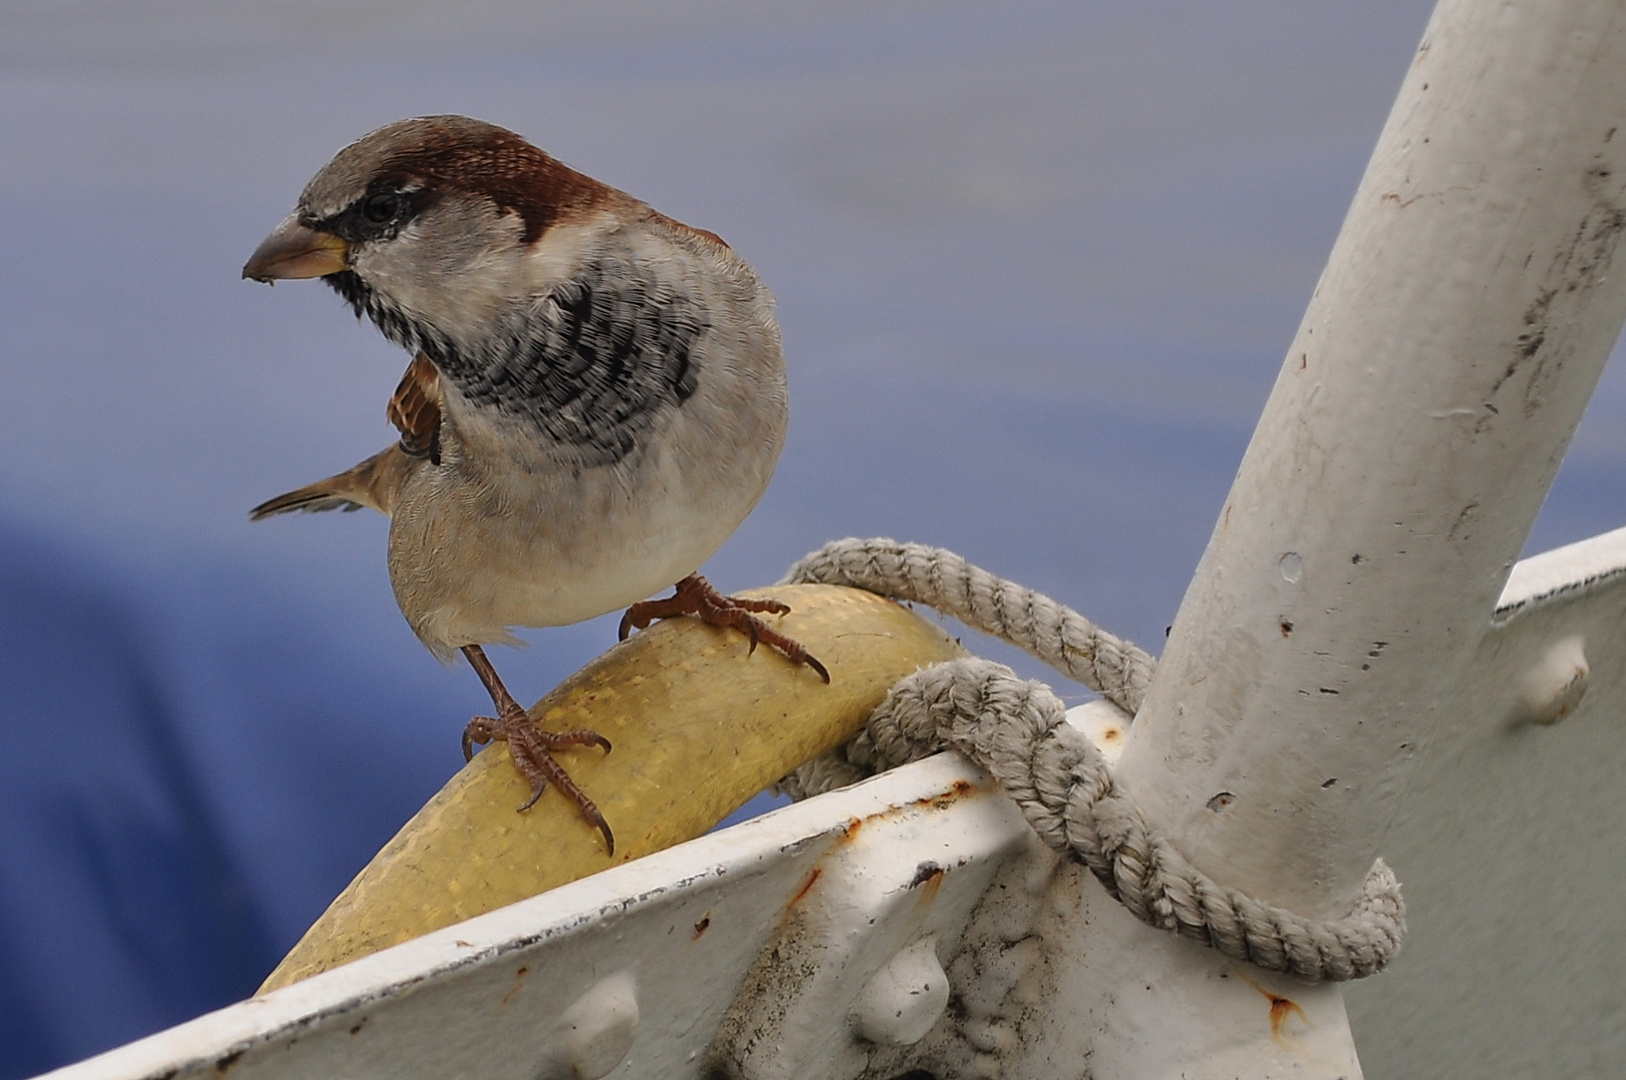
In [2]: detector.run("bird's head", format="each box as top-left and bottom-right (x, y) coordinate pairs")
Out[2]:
(242, 115), (612, 359)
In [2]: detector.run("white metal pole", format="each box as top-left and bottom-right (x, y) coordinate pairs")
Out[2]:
(1118, 0), (1626, 922)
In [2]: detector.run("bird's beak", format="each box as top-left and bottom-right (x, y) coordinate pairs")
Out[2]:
(242, 215), (349, 282)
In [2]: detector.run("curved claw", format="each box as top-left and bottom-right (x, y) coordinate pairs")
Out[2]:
(462, 716), (497, 762)
(618, 609), (635, 641)
(594, 816), (616, 856)
(518, 782), (547, 813)
(804, 653), (832, 684)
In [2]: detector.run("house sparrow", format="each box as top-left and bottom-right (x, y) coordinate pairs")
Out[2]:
(244, 115), (826, 854)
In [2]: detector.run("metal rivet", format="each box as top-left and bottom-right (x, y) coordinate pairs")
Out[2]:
(552, 971), (638, 1080)
(852, 938), (949, 1047)
(1513, 635), (1589, 726)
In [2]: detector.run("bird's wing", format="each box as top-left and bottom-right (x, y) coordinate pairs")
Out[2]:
(250, 444), (421, 520)
(388, 352), (443, 462)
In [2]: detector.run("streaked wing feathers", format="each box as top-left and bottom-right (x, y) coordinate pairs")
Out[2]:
(388, 353), (442, 460)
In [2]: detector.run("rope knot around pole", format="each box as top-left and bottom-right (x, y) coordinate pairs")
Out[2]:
(779, 537), (1405, 983)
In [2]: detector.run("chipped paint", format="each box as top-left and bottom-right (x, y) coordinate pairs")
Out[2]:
(908, 862), (945, 890)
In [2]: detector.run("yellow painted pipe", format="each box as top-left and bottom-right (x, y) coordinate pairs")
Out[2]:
(259, 584), (962, 991)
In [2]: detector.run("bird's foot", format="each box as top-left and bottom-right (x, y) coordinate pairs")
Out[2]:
(619, 574), (830, 683)
(462, 707), (613, 850)
(458, 646), (615, 855)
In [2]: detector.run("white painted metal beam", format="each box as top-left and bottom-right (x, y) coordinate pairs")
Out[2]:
(1120, 0), (1626, 920)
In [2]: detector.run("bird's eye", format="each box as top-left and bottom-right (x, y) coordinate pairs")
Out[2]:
(362, 191), (401, 224)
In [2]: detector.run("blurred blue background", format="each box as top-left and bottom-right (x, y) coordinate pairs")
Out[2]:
(3, 1), (1624, 1075)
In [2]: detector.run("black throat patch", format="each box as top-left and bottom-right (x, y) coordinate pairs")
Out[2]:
(326, 254), (705, 466)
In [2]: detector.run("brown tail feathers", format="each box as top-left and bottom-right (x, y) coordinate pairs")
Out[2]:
(250, 444), (421, 521)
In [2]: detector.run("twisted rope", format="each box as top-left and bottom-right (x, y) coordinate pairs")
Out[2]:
(778, 538), (1405, 982)
(782, 537), (1155, 714)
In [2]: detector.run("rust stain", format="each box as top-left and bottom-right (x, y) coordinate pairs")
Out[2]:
(789, 867), (823, 907)
(1100, 726), (1121, 744)
(1238, 971), (1310, 1040)
(827, 781), (983, 840)
(912, 779), (977, 813)
(501, 965), (531, 1006)
(1267, 993), (1308, 1038)
(693, 914), (712, 939)
(776, 783), (986, 919)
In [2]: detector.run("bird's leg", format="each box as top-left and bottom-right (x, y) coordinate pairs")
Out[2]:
(459, 644), (615, 854)
(618, 574), (830, 683)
